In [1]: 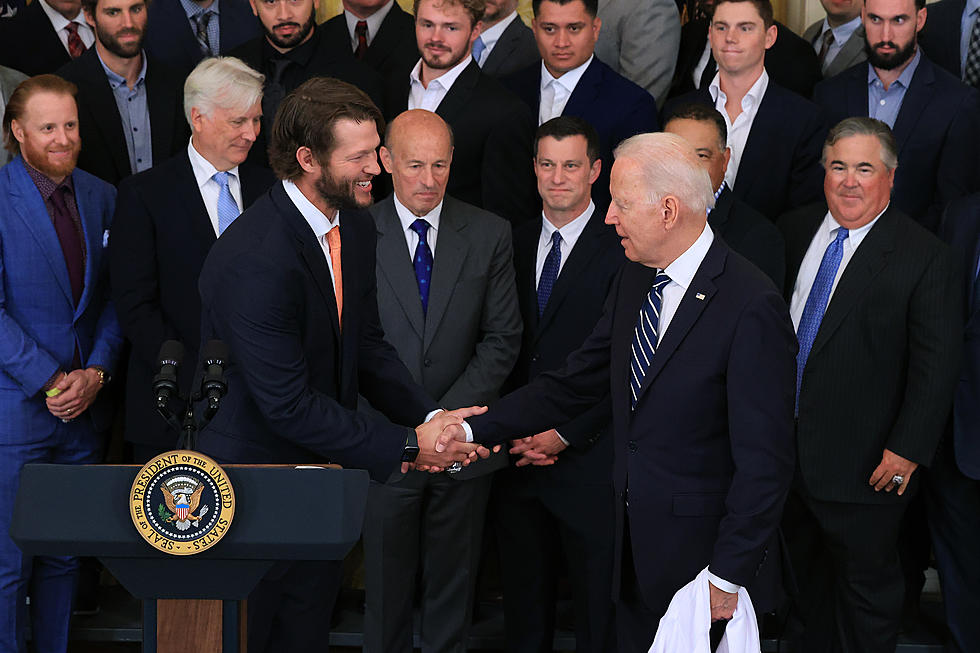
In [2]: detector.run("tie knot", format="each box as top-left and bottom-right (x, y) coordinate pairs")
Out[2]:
(326, 225), (341, 251)
(355, 19), (367, 36)
(653, 271), (672, 289)
(212, 171), (230, 188)
(410, 218), (430, 239)
(66, 21), (78, 35)
(822, 29), (834, 46)
(834, 227), (849, 243)
(550, 230), (562, 247)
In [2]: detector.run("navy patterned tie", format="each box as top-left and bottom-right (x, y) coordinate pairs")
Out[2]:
(410, 219), (433, 313)
(629, 271), (672, 409)
(537, 230), (562, 317)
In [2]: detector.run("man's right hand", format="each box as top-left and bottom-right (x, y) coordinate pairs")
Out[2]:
(408, 412), (481, 473)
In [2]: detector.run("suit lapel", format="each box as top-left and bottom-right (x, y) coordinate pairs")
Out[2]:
(146, 57), (176, 165)
(563, 58), (603, 116)
(176, 152), (218, 249)
(80, 52), (131, 179)
(784, 208), (826, 303)
(424, 200), (468, 351)
(374, 198), (425, 339)
(435, 62), (480, 123)
(513, 222), (541, 334)
(73, 175), (101, 318)
(891, 58), (933, 154)
(829, 27), (866, 77)
(536, 212), (605, 338)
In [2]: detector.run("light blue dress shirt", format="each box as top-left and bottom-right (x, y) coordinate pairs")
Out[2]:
(97, 50), (152, 174)
(179, 0), (221, 55)
(868, 49), (920, 128)
(961, 0), (980, 76)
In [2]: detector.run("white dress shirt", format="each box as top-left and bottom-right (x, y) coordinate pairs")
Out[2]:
(538, 55), (593, 125)
(790, 208), (886, 330)
(708, 69), (769, 190)
(475, 11), (520, 67)
(408, 55), (473, 112)
(656, 223), (714, 344)
(534, 201), (594, 285)
(692, 40), (712, 88)
(344, 0), (395, 50)
(282, 180), (341, 289)
(187, 138), (244, 238)
(812, 15), (862, 71)
(394, 194), (443, 257)
(39, 0), (94, 54)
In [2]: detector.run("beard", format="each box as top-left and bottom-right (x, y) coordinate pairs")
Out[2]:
(420, 41), (468, 70)
(264, 7), (316, 50)
(314, 166), (368, 211)
(865, 37), (917, 70)
(23, 142), (80, 181)
(95, 23), (144, 58)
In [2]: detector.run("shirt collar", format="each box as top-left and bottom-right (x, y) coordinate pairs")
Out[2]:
(709, 68), (769, 110)
(393, 194), (443, 233)
(662, 222), (715, 292)
(97, 48), (147, 89)
(410, 54), (473, 91)
(541, 200), (594, 242)
(826, 202), (888, 245)
(39, 0), (85, 31)
(187, 138), (239, 188)
(282, 179), (339, 239)
(540, 54), (593, 94)
(22, 157), (75, 201)
(968, 0), (980, 16)
(344, 0), (394, 43)
(821, 14), (861, 43)
(180, 0), (219, 20)
(868, 48), (921, 88)
(479, 11), (519, 50)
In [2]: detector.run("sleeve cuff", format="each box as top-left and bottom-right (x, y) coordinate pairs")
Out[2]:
(706, 571), (740, 594)
(555, 430), (570, 446)
(425, 409), (474, 443)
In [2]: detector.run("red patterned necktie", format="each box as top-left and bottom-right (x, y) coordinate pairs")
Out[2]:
(66, 22), (86, 58)
(354, 20), (368, 60)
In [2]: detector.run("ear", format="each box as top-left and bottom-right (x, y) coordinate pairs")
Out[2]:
(9, 118), (25, 144)
(379, 146), (394, 174)
(592, 15), (602, 39)
(248, 0), (259, 17)
(764, 23), (777, 50)
(83, 7), (96, 29)
(722, 147), (731, 172)
(588, 157), (601, 185)
(916, 6), (927, 32)
(662, 194), (681, 230)
(295, 146), (319, 175)
(190, 107), (205, 133)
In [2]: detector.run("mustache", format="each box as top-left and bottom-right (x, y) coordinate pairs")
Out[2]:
(273, 21), (301, 29)
(872, 41), (898, 50)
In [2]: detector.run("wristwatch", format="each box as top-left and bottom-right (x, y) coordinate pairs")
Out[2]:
(401, 430), (420, 463)
(90, 366), (107, 387)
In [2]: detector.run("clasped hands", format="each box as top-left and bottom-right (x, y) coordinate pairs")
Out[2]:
(508, 428), (566, 466)
(403, 406), (502, 474)
(44, 368), (104, 422)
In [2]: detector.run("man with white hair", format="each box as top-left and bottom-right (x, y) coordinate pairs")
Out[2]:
(110, 56), (275, 461)
(464, 131), (798, 650)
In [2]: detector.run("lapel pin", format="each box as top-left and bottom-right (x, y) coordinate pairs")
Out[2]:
(695, 292), (706, 301)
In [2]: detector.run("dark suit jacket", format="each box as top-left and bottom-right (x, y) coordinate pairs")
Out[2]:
(919, 0), (966, 79)
(670, 19), (822, 100)
(502, 208), (625, 486)
(503, 56), (658, 212)
(110, 150), (275, 449)
(482, 15), (540, 78)
(388, 60), (536, 225)
(0, 0), (71, 75)
(709, 186), (785, 290)
(318, 2), (418, 85)
(941, 193), (980, 479)
(781, 204), (961, 503)
(666, 82), (827, 221)
(57, 49), (187, 186)
(813, 54), (980, 231)
(144, 0), (260, 76)
(470, 237), (797, 615)
(802, 21), (867, 79)
(198, 182), (437, 481)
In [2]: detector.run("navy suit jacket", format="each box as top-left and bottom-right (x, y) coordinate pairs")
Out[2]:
(709, 186), (785, 291)
(941, 193), (980, 479)
(919, 0), (966, 79)
(482, 16), (540, 79)
(144, 0), (260, 76)
(197, 183), (437, 481)
(110, 150), (275, 449)
(318, 2), (418, 85)
(0, 157), (122, 439)
(470, 236), (797, 615)
(503, 56), (659, 212)
(666, 82), (827, 221)
(813, 55), (980, 231)
(0, 0), (71, 75)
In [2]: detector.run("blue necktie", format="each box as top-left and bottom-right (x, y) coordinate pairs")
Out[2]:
(796, 227), (849, 409)
(472, 36), (486, 65)
(213, 171), (240, 235)
(629, 271), (672, 409)
(410, 219), (433, 314)
(537, 231), (562, 317)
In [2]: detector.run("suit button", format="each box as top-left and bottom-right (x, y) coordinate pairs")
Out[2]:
(423, 358), (432, 367)
(531, 354), (540, 362)
(628, 440), (637, 453)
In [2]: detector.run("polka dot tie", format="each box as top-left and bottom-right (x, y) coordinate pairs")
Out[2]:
(410, 219), (433, 314)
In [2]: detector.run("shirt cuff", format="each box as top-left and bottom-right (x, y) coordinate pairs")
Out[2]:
(425, 409), (474, 443)
(706, 571), (741, 594)
(555, 430), (570, 446)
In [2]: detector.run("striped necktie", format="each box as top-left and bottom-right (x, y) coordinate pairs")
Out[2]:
(629, 271), (672, 409)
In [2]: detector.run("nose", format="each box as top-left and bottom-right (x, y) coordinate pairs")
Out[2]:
(365, 152), (381, 177)
(275, 2), (291, 21)
(120, 9), (135, 27)
(243, 120), (259, 143)
(555, 28), (570, 47)
(420, 166), (435, 188)
(842, 168), (859, 187)
(604, 204), (618, 225)
(551, 165), (565, 185)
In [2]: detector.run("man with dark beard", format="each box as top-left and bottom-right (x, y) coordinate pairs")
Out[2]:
(229, 0), (385, 168)
(196, 77), (490, 653)
(813, 0), (980, 232)
(56, 0), (186, 185)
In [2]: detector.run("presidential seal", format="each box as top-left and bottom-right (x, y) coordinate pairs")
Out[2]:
(129, 451), (236, 556)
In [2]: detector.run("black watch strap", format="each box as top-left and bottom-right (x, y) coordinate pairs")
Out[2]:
(401, 429), (420, 463)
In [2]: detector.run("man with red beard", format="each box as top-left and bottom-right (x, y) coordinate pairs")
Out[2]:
(0, 74), (122, 653)
(55, 0), (186, 185)
(197, 77), (488, 653)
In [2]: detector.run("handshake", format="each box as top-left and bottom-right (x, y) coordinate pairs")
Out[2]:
(403, 405), (501, 474)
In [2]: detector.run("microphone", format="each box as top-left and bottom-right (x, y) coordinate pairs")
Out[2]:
(152, 340), (184, 411)
(200, 340), (229, 420)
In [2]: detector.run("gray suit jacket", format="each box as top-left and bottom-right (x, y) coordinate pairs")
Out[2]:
(370, 194), (522, 478)
(803, 20), (868, 79)
(482, 14), (540, 78)
(595, 0), (680, 108)
(0, 65), (27, 167)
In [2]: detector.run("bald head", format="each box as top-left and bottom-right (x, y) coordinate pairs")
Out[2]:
(381, 110), (455, 217)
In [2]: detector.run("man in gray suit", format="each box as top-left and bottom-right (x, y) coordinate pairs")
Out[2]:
(474, 0), (539, 77)
(362, 109), (522, 653)
(594, 0), (680, 108)
(0, 65), (27, 167)
(803, 0), (867, 77)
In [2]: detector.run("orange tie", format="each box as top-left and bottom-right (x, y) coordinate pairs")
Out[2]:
(325, 226), (343, 325)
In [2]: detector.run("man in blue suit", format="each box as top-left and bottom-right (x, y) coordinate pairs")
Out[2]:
(461, 132), (798, 651)
(0, 74), (122, 653)
(144, 0), (260, 76)
(503, 0), (658, 211)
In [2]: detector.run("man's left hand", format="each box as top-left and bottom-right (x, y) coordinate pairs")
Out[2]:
(709, 582), (738, 621)
(45, 368), (103, 420)
(509, 429), (566, 467)
(869, 448), (919, 495)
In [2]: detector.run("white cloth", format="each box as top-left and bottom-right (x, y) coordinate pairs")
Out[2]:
(282, 180), (340, 289)
(657, 223), (714, 343)
(649, 567), (760, 653)
(708, 69), (769, 189)
(475, 11), (519, 66)
(344, 0), (394, 49)
(408, 55), (473, 112)
(394, 194), (443, 257)
(534, 201), (594, 285)
(187, 139), (243, 237)
(538, 55), (593, 124)
(39, 0), (94, 54)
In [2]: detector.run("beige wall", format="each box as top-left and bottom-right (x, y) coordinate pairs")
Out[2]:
(316, 0), (535, 25)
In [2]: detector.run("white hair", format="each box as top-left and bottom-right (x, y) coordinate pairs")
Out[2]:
(183, 57), (265, 125)
(613, 132), (714, 217)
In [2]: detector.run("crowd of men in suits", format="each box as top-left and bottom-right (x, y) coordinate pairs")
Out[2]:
(1, 0), (980, 651)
